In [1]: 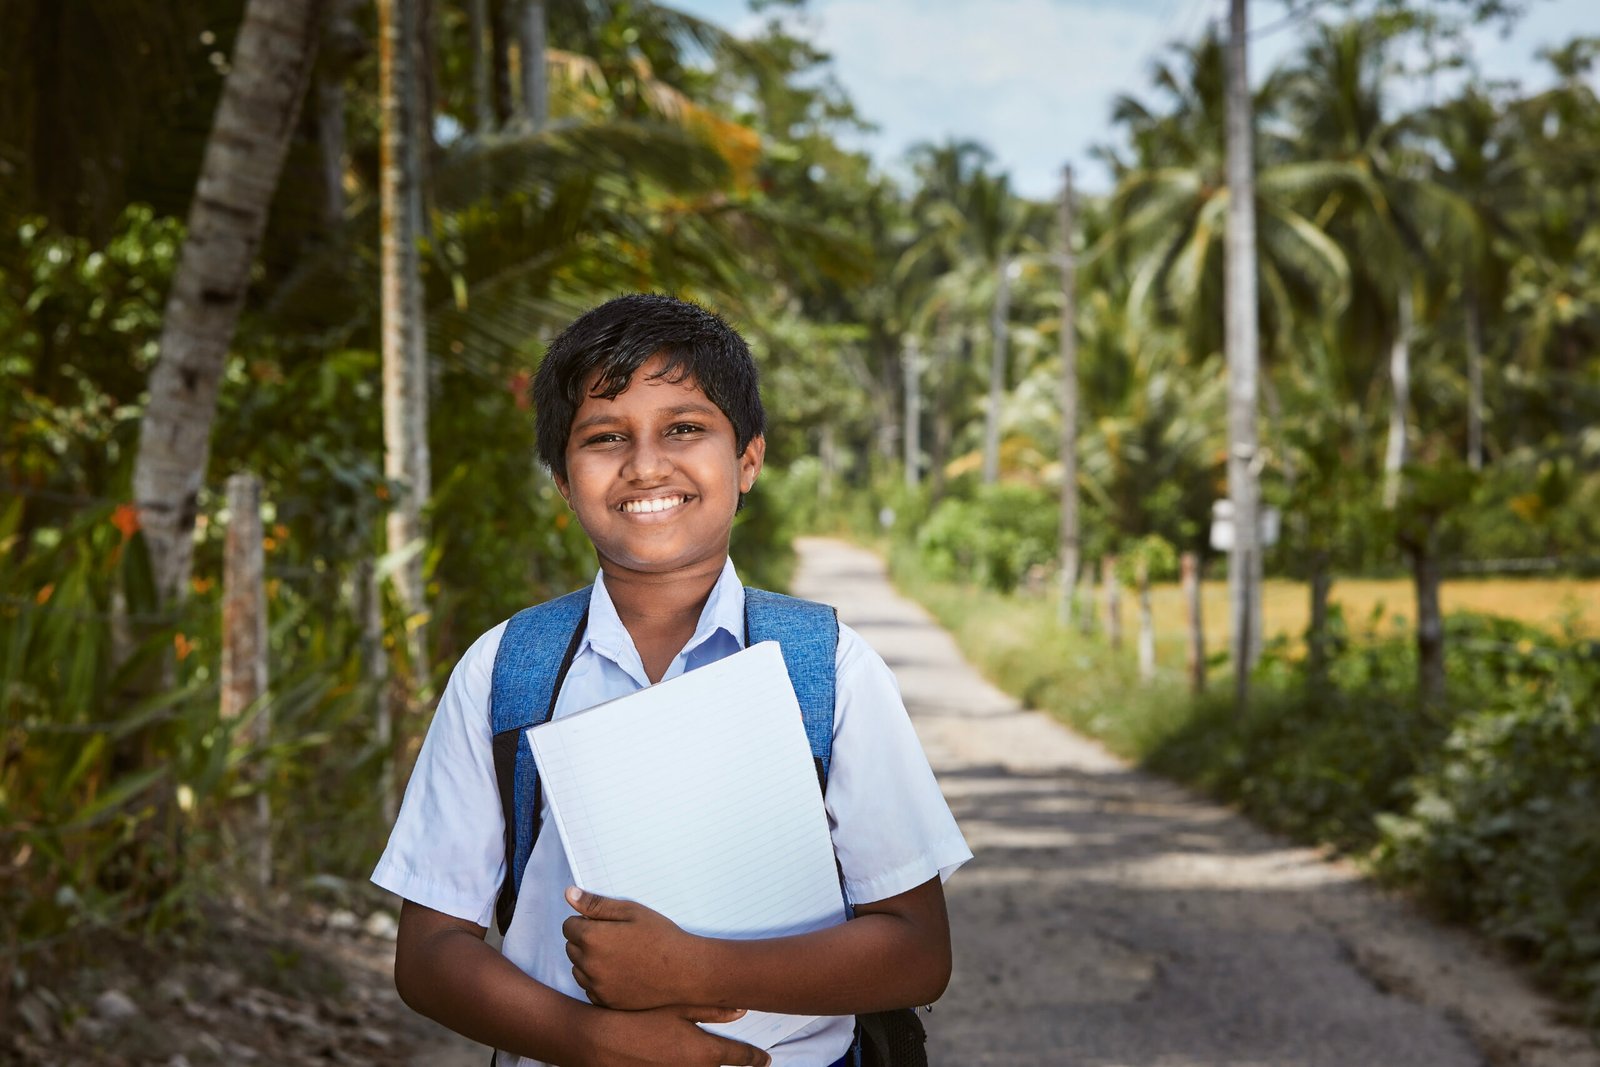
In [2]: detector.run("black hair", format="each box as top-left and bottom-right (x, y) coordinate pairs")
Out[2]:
(532, 293), (766, 482)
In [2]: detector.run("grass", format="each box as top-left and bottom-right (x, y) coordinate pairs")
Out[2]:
(1104, 575), (1599, 659)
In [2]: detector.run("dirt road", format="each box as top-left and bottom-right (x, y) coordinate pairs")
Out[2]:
(792, 537), (1597, 1067)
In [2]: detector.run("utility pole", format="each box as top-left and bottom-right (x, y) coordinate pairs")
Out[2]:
(983, 258), (1017, 485)
(1057, 165), (1080, 627)
(903, 336), (922, 490)
(1225, 0), (1263, 706)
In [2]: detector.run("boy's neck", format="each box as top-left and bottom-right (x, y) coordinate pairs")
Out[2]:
(601, 556), (727, 682)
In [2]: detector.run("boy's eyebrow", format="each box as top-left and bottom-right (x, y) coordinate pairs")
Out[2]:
(571, 403), (720, 434)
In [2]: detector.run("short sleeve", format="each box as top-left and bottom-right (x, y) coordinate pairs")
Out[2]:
(825, 624), (972, 906)
(370, 622), (509, 928)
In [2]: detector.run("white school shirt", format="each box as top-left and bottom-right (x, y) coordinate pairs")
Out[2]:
(372, 559), (971, 1067)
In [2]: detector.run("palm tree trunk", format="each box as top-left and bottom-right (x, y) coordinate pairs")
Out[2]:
(1103, 555), (1122, 652)
(903, 336), (921, 489)
(1383, 283), (1413, 508)
(983, 259), (1013, 485)
(1466, 286), (1484, 471)
(132, 0), (326, 607)
(315, 0), (363, 233)
(518, 0), (548, 132)
(468, 0), (493, 133)
(1224, 0), (1263, 702)
(380, 0), (430, 683)
(1057, 165), (1081, 627)
(490, 0), (514, 126)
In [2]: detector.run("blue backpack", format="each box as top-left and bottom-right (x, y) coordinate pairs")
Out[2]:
(486, 585), (927, 1066)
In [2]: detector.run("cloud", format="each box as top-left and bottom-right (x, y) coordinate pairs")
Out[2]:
(811, 0), (1200, 197)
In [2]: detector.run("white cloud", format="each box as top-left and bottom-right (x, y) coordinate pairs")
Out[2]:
(673, 0), (1600, 200)
(812, 0), (1186, 197)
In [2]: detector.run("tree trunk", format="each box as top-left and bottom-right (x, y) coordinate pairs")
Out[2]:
(1078, 558), (1096, 636)
(1103, 555), (1122, 652)
(468, 0), (493, 133)
(354, 556), (396, 823)
(1057, 165), (1081, 628)
(819, 423), (836, 505)
(903, 336), (921, 489)
(315, 0), (363, 232)
(132, 0), (326, 607)
(1307, 549), (1332, 679)
(930, 329), (958, 502)
(380, 0), (431, 682)
(1182, 551), (1205, 693)
(490, 0), (515, 126)
(1465, 286), (1484, 471)
(1383, 283), (1413, 509)
(518, 0), (548, 132)
(1225, 0), (1263, 706)
(983, 260), (1013, 485)
(1137, 559), (1155, 682)
(1408, 530), (1445, 706)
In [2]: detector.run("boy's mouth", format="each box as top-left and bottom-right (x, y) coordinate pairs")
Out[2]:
(618, 494), (689, 514)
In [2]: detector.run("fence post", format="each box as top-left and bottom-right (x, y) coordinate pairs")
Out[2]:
(1103, 554), (1122, 651)
(1183, 551), (1205, 694)
(1137, 558), (1155, 681)
(1078, 559), (1096, 636)
(222, 472), (270, 889)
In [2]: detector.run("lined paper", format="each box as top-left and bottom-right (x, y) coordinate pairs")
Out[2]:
(527, 641), (848, 1049)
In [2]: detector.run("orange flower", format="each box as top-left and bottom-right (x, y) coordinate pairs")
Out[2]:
(35, 583), (54, 605)
(173, 633), (195, 661)
(507, 370), (533, 411)
(111, 504), (141, 540)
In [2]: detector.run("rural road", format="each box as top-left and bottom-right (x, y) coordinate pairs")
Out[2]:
(790, 536), (1597, 1067)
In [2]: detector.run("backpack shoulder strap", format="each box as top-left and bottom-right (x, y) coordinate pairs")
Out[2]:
(489, 586), (590, 935)
(744, 588), (839, 781)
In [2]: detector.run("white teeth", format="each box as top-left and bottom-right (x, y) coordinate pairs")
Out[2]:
(621, 495), (686, 514)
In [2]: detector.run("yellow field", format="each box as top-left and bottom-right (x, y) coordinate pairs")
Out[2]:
(1100, 576), (1600, 651)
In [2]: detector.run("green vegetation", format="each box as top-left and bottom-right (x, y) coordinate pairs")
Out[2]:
(890, 546), (1600, 1029)
(3, 0), (1599, 1044)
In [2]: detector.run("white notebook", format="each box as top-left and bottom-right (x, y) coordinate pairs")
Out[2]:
(526, 640), (849, 1050)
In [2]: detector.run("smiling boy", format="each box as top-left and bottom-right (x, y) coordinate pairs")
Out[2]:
(372, 294), (970, 1067)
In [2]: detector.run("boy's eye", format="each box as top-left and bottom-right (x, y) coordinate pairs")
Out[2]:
(583, 432), (624, 446)
(666, 423), (704, 436)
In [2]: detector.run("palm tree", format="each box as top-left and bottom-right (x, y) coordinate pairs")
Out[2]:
(379, 0), (431, 698)
(131, 0), (326, 608)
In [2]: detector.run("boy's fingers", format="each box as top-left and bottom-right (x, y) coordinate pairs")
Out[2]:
(712, 1038), (770, 1067)
(565, 885), (629, 920)
(680, 1005), (746, 1025)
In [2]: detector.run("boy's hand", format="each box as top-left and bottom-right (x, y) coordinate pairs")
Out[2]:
(580, 1004), (770, 1067)
(563, 887), (701, 1010)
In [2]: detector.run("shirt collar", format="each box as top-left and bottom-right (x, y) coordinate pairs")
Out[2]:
(583, 558), (746, 678)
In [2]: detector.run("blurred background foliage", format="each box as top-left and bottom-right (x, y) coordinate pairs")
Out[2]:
(1, 0), (1598, 1036)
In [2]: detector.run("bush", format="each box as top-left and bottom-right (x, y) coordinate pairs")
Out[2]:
(915, 482), (1058, 592)
(1376, 637), (1600, 1026)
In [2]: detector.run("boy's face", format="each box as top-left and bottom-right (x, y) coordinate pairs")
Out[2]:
(555, 355), (764, 581)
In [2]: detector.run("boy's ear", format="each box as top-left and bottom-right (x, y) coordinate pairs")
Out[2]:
(739, 434), (766, 494)
(553, 471), (571, 504)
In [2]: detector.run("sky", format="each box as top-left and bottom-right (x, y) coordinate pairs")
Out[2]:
(669, 0), (1600, 199)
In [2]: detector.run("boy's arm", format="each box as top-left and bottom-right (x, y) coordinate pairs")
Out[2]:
(394, 900), (772, 1067)
(562, 875), (952, 1017)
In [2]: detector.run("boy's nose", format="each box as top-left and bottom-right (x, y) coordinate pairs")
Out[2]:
(621, 438), (672, 482)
